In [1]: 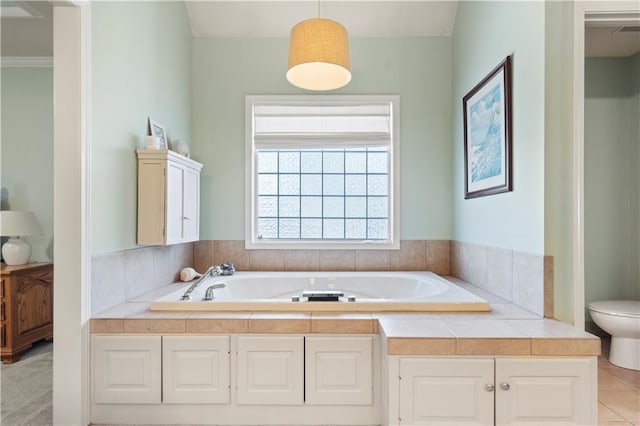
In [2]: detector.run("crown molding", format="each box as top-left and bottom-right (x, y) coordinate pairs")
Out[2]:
(0, 56), (53, 68)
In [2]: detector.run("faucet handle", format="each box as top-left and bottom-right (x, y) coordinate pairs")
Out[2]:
(220, 261), (235, 275)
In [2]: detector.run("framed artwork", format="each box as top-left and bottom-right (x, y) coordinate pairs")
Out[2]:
(148, 117), (167, 150)
(463, 55), (512, 199)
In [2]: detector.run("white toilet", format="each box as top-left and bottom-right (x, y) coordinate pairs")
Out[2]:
(588, 300), (640, 371)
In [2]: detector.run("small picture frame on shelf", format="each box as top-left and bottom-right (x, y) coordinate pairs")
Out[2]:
(148, 117), (167, 150)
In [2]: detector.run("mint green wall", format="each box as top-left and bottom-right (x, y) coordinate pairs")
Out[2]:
(451, 1), (545, 254)
(1, 67), (54, 262)
(91, 1), (192, 254)
(585, 53), (640, 317)
(192, 37), (453, 240)
(543, 0), (575, 323)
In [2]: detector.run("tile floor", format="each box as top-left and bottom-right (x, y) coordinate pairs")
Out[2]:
(598, 338), (640, 425)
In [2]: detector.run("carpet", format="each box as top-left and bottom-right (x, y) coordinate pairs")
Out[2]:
(0, 341), (53, 426)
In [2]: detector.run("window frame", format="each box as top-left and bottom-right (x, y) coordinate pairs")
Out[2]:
(245, 95), (400, 250)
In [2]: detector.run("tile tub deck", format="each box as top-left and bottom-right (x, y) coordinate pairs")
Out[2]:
(91, 277), (600, 357)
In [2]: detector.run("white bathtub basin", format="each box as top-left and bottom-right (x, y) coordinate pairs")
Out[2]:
(150, 271), (490, 312)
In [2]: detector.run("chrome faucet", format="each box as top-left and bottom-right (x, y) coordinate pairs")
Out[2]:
(202, 283), (226, 301)
(180, 265), (222, 300)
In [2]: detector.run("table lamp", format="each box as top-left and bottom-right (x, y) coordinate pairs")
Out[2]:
(0, 211), (43, 265)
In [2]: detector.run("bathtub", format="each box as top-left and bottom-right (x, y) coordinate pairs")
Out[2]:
(150, 271), (490, 312)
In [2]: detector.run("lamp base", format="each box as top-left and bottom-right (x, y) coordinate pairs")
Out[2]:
(2, 238), (32, 265)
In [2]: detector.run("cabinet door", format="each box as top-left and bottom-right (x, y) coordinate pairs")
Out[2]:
(92, 335), (161, 404)
(495, 358), (596, 425)
(399, 358), (494, 425)
(182, 166), (199, 242)
(305, 336), (373, 405)
(163, 336), (230, 404)
(236, 335), (304, 405)
(166, 163), (184, 244)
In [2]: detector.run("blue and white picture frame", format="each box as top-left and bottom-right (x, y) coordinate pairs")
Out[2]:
(463, 56), (512, 199)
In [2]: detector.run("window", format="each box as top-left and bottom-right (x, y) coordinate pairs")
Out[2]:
(245, 96), (399, 249)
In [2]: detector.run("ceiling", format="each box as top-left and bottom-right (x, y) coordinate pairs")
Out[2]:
(185, 1), (458, 38)
(0, 1), (638, 58)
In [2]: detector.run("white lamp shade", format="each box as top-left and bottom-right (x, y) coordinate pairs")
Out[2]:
(0, 211), (43, 237)
(287, 18), (351, 91)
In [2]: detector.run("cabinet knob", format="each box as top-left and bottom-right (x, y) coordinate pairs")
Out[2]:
(485, 384), (494, 392)
(183, 216), (191, 220)
(500, 382), (510, 391)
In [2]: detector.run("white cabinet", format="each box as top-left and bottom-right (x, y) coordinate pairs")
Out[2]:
(92, 335), (161, 404)
(236, 335), (304, 405)
(305, 336), (373, 405)
(399, 358), (494, 425)
(136, 149), (203, 245)
(162, 336), (230, 404)
(495, 358), (596, 425)
(397, 357), (597, 426)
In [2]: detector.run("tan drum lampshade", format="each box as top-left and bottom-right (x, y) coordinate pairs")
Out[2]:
(286, 18), (351, 91)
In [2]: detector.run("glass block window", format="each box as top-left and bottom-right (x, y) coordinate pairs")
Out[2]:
(246, 96), (399, 249)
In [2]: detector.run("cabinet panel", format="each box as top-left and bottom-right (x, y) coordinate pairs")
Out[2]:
(163, 336), (230, 404)
(399, 358), (494, 425)
(166, 163), (184, 243)
(92, 335), (161, 404)
(236, 335), (304, 405)
(182, 167), (199, 242)
(136, 160), (166, 245)
(495, 358), (596, 425)
(305, 336), (373, 405)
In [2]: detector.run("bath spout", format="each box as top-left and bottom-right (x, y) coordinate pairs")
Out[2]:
(202, 283), (227, 301)
(180, 265), (222, 300)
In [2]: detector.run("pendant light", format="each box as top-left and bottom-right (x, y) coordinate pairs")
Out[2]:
(286, 1), (351, 91)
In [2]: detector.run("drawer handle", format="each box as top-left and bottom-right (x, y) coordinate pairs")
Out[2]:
(485, 384), (494, 392)
(500, 382), (510, 391)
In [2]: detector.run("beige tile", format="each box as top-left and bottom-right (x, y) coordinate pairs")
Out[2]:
(355, 250), (390, 271)
(426, 240), (451, 275)
(92, 302), (151, 318)
(153, 245), (180, 285)
(440, 318), (526, 338)
(456, 338), (531, 355)
(598, 402), (630, 423)
(124, 318), (186, 333)
(319, 250), (355, 271)
(485, 246), (513, 301)
(90, 319), (124, 333)
(187, 317), (249, 333)
(311, 313), (374, 334)
(249, 250), (285, 271)
(91, 251), (126, 315)
(600, 364), (640, 391)
(193, 240), (214, 272)
(451, 241), (466, 279)
(389, 240), (426, 271)
(599, 390), (640, 424)
(213, 240), (250, 271)
(543, 255), (554, 318)
(285, 250), (320, 271)
(599, 370), (635, 391)
(248, 312), (311, 333)
(531, 338), (601, 356)
(378, 318), (455, 338)
(503, 319), (597, 338)
(451, 241), (486, 286)
(512, 250), (544, 316)
(490, 304), (540, 319)
(124, 247), (156, 300)
(387, 338), (456, 355)
(174, 242), (195, 273)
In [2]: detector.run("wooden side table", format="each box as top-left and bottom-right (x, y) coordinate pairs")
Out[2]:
(1, 262), (53, 363)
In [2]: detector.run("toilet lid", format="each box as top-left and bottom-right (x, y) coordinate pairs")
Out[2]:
(589, 300), (640, 318)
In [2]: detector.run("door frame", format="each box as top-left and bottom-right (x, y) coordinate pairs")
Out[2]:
(572, 1), (640, 328)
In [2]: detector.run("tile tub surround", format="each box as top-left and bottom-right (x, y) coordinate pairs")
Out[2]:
(451, 241), (553, 317)
(193, 240), (451, 275)
(91, 243), (194, 315)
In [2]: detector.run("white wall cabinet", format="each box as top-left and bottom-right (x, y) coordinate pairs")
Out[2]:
(162, 336), (230, 404)
(305, 336), (373, 405)
(136, 149), (203, 246)
(397, 357), (597, 426)
(92, 335), (162, 404)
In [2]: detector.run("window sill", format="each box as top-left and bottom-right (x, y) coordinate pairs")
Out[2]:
(244, 240), (400, 250)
